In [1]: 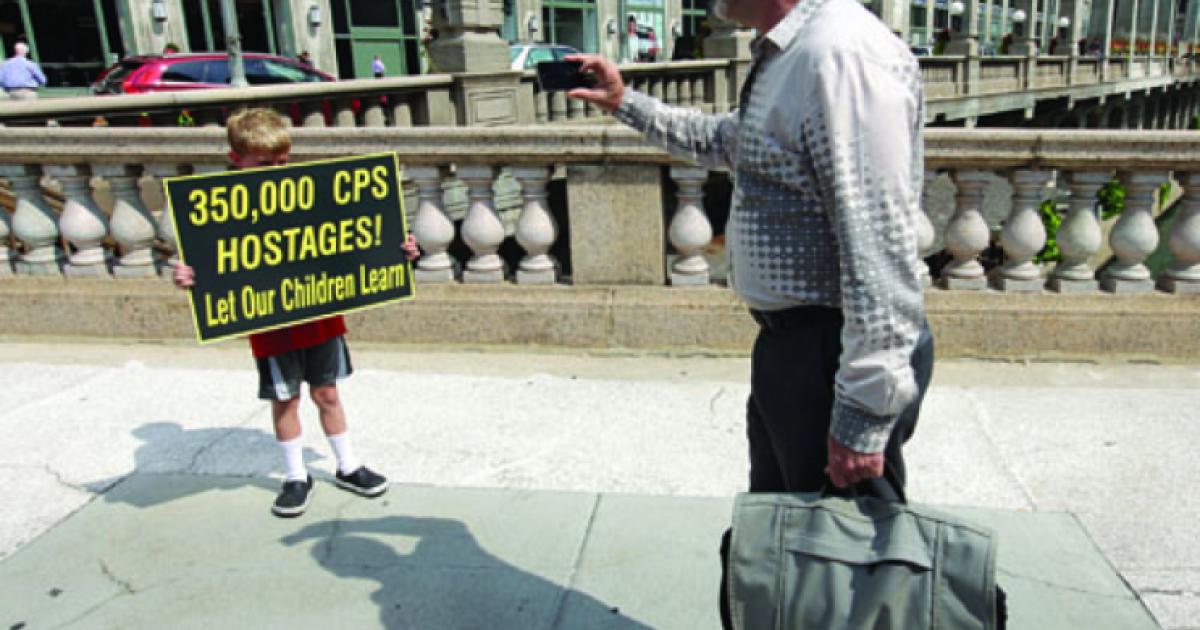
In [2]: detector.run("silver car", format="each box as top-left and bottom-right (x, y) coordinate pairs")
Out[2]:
(509, 43), (580, 70)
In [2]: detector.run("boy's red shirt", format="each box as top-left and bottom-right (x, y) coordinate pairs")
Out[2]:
(248, 316), (347, 359)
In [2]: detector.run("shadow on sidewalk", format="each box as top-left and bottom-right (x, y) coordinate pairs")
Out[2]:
(282, 516), (654, 630)
(89, 421), (325, 507)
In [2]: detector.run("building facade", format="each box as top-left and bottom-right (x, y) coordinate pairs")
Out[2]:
(1, 0), (1198, 93)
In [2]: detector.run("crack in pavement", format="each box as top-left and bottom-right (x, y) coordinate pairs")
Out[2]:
(98, 560), (135, 595)
(997, 567), (1136, 600)
(962, 389), (1038, 511)
(185, 404), (270, 474)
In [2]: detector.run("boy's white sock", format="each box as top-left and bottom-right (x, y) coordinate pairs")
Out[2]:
(327, 432), (361, 475)
(278, 435), (307, 481)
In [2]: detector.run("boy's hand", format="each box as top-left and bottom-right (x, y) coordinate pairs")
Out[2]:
(172, 264), (195, 288)
(401, 233), (421, 262)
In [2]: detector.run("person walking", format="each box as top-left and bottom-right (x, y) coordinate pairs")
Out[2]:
(0, 42), (47, 101)
(568, 0), (934, 624)
(372, 55), (386, 78)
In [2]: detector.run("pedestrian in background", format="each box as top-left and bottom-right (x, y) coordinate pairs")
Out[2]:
(372, 55), (386, 78)
(0, 42), (46, 101)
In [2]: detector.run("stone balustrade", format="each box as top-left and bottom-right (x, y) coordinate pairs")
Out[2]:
(1, 56), (1195, 130)
(0, 127), (1198, 298)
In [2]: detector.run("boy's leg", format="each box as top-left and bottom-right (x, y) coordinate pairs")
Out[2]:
(257, 353), (314, 517)
(304, 337), (386, 497)
(272, 397), (307, 482)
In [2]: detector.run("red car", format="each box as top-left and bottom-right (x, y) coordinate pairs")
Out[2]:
(91, 52), (333, 94)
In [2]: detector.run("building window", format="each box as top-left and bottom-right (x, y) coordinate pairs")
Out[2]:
(0, 0), (124, 90)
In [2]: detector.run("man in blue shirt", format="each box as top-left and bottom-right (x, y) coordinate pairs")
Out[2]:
(0, 42), (47, 100)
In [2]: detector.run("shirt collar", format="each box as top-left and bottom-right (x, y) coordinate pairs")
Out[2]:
(761, 0), (834, 53)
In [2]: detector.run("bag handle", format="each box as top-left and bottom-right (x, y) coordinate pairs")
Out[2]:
(819, 462), (908, 504)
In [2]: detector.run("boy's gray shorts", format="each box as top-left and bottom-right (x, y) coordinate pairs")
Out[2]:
(255, 336), (353, 401)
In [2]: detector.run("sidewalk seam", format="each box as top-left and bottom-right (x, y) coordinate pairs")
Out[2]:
(963, 388), (1039, 511)
(547, 492), (602, 630)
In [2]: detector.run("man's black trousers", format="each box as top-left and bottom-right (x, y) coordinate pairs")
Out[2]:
(719, 305), (936, 629)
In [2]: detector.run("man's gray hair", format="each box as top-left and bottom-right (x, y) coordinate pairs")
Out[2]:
(14, 42), (29, 57)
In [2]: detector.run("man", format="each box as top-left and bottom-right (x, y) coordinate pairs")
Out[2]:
(568, 0), (934, 623)
(0, 42), (46, 100)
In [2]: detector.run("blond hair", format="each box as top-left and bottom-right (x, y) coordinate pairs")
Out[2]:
(225, 108), (291, 157)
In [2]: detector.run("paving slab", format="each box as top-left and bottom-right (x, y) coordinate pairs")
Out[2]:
(0, 473), (1163, 630)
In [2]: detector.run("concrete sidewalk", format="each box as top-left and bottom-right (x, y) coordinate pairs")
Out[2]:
(0, 341), (1197, 628)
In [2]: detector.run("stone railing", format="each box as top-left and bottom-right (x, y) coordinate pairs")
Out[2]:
(0, 127), (1197, 298)
(519, 59), (732, 123)
(2, 56), (1195, 130)
(0, 75), (460, 128)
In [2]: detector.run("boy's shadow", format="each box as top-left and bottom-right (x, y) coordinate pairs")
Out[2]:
(90, 421), (325, 508)
(283, 516), (654, 630)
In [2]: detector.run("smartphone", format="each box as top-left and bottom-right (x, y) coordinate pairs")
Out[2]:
(536, 60), (594, 92)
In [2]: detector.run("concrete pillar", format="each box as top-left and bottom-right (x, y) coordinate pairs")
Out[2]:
(273, 0), (337, 78)
(948, 0), (983, 54)
(120, 0), (190, 55)
(1011, 0), (1040, 54)
(1186, 0), (1200, 55)
(927, 0), (938, 47)
(1159, 172), (1200, 293)
(703, 12), (753, 111)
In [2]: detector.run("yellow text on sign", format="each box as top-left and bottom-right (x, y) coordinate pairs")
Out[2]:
(333, 166), (390, 204)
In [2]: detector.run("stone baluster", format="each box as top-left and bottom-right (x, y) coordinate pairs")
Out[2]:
(1102, 171), (1166, 293)
(535, 91), (549, 123)
(408, 166), (456, 283)
(942, 170), (992, 289)
(0, 190), (10, 275)
(1159, 171), (1200, 293)
(334, 98), (357, 128)
(692, 75), (705, 108)
(568, 93), (586, 120)
(1050, 171), (1109, 292)
(680, 76), (693, 107)
(363, 97), (387, 127)
(300, 101), (325, 127)
(666, 77), (679, 105)
(997, 169), (1051, 291)
(0, 165), (56, 273)
(512, 166), (558, 284)
(98, 165), (157, 278)
(550, 91), (568, 121)
(391, 96), (413, 127)
(49, 165), (111, 277)
(458, 166), (505, 283)
(1, 165), (62, 275)
(916, 170), (939, 288)
(668, 167), (713, 286)
(150, 165), (192, 277)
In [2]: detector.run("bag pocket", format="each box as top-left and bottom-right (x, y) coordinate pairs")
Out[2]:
(777, 511), (935, 630)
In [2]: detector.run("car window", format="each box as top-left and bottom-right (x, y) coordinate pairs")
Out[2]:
(265, 59), (324, 83)
(160, 60), (206, 83)
(509, 46), (525, 63)
(552, 47), (576, 61)
(525, 47), (555, 69)
(202, 60), (230, 85)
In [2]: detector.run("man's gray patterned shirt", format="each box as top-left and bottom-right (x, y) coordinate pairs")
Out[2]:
(615, 0), (925, 453)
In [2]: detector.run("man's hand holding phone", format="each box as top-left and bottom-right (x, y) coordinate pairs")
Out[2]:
(562, 55), (625, 114)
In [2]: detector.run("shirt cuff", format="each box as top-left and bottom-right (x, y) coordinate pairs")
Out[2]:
(829, 398), (897, 455)
(613, 90), (655, 131)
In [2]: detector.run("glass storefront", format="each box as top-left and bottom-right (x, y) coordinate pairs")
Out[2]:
(541, 0), (599, 53)
(330, 0), (421, 79)
(182, 0), (278, 55)
(0, 0), (125, 92)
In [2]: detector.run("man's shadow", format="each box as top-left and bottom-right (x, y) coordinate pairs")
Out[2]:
(89, 421), (325, 508)
(283, 516), (654, 630)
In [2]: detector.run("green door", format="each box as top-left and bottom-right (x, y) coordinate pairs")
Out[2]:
(351, 31), (407, 77)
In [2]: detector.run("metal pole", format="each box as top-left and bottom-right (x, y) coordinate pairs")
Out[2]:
(220, 0), (247, 88)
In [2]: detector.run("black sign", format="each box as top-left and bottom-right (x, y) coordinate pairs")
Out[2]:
(165, 153), (413, 343)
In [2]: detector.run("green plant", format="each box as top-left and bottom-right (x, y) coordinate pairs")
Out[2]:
(1034, 198), (1062, 264)
(1097, 179), (1124, 220)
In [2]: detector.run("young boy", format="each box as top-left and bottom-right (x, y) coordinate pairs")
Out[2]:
(173, 108), (419, 517)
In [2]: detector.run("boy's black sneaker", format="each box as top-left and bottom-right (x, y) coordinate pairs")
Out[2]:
(272, 475), (314, 518)
(334, 466), (388, 498)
